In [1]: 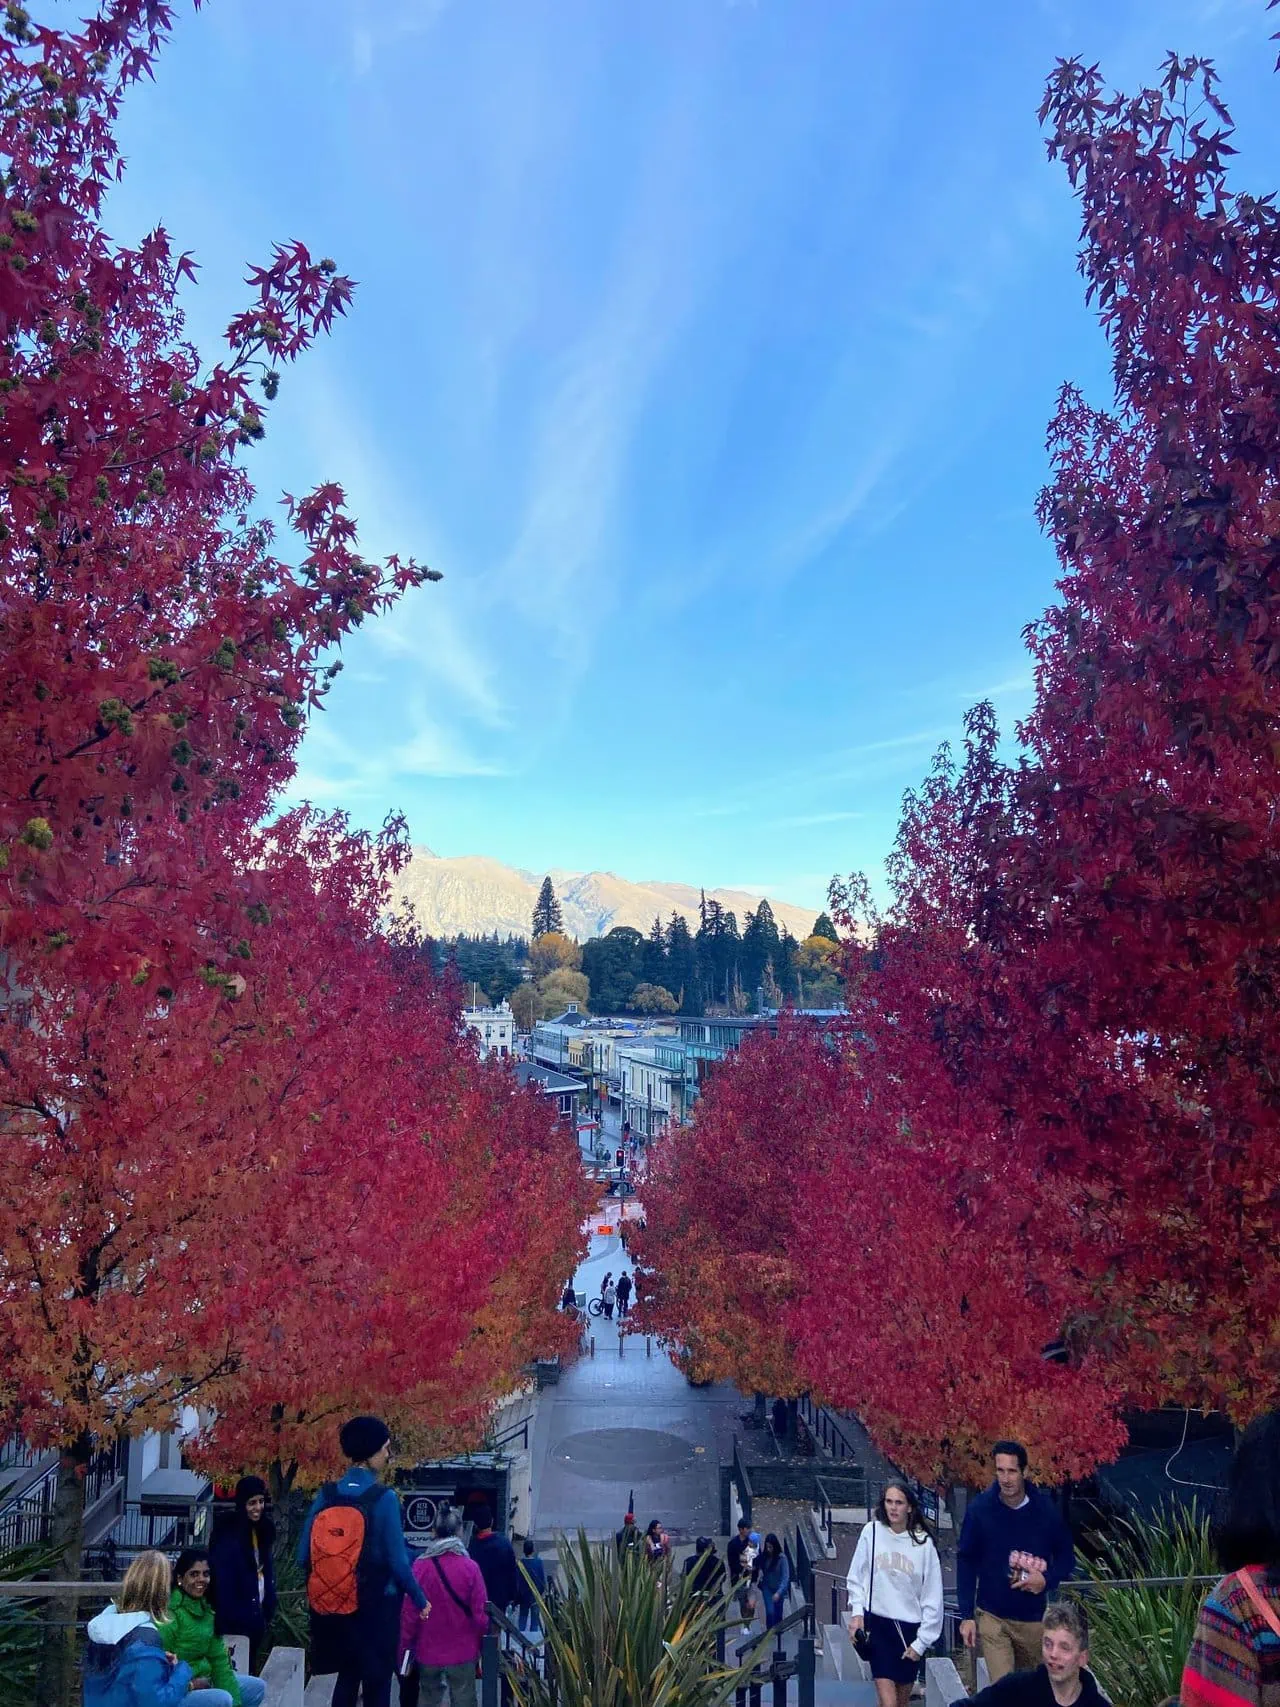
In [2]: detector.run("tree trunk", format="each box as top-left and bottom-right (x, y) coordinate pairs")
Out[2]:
(35, 1436), (89, 1707)
(752, 1391), (767, 1428)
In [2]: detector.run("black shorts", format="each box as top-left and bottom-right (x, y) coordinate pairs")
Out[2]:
(864, 1610), (922, 1683)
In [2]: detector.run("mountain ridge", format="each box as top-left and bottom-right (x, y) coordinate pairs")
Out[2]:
(388, 847), (822, 943)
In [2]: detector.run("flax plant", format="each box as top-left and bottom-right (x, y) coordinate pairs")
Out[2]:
(507, 1531), (772, 1707)
(1078, 1506), (1216, 1707)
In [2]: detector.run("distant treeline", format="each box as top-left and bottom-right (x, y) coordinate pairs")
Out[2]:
(432, 894), (842, 1019)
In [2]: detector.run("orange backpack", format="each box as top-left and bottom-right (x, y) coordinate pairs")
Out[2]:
(307, 1483), (386, 1616)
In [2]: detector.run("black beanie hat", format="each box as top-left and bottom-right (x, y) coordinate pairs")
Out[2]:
(339, 1415), (391, 1462)
(234, 1475), (268, 1513)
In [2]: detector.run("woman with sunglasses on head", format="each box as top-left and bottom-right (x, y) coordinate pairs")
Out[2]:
(846, 1481), (943, 1707)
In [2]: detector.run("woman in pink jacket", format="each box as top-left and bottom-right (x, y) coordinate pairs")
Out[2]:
(398, 1510), (490, 1707)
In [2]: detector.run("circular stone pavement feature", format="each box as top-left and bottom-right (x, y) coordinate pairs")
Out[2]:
(553, 1427), (696, 1481)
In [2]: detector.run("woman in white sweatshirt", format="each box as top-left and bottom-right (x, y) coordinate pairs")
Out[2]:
(846, 1480), (943, 1707)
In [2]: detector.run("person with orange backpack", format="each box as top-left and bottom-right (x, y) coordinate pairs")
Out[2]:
(297, 1416), (431, 1707)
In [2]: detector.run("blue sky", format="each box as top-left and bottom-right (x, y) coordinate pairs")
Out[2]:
(102, 0), (1280, 912)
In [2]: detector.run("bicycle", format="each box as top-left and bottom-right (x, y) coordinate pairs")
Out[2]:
(587, 1296), (605, 1317)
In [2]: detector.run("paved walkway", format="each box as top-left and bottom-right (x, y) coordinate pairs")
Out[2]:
(529, 1219), (742, 1545)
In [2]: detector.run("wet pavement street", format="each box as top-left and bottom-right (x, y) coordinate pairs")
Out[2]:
(528, 1216), (743, 1545)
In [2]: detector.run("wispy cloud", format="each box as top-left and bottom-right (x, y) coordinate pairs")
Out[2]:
(350, 0), (454, 77)
(772, 810), (864, 829)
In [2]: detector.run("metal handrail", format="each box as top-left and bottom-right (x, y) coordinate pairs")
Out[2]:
(483, 1414), (532, 1453)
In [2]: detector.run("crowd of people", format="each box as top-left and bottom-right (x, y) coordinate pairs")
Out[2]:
(81, 1408), (1280, 1707)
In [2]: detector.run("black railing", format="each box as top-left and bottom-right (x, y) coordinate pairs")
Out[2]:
(731, 1436), (754, 1528)
(793, 1524), (813, 1607)
(0, 1437), (128, 1553)
(734, 1605), (816, 1707)
(0, 1437), (46, 1477)
(485, 1414), (532, 1453)
(83, 1501), (209, 1578)
(797, 1393), (863, 1465)
(481, 1600), (550, 1707)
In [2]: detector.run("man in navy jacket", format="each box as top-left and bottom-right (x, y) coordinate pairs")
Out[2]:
(957, 1441), (1074, 1682)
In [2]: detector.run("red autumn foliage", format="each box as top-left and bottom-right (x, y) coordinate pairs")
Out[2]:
(648, 41), (1280, 1485)
(633, 1019), (851, 1396)
(0, 0), (588, 1548)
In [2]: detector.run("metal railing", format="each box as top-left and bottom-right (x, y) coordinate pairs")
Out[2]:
(0, 1437), (128, 1553)
(83, 1501), (209, 1577)
(485, 1414), (532, 1454)
(731, 1437), (754, 1529)
(797, 1393), (863, 1465)
(0, 1436), (47, 1476)
(733, 1603), (817, 1707)
(481, 1600), (552, 1707)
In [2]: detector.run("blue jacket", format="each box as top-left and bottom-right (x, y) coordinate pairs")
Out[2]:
(297, 1466), (428, 1610)
(210, 1511), (277, 1639)
(470, 1529), (521, 1610)
(82, 1607), (193, 1707)
(956, 1483), (1074, 1624)
(515, 1553), (548, 1609)
(757, 1553), (791, 1605)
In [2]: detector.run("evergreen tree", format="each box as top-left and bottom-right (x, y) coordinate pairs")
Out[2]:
(811, 911), (838, 943)
(774, 928), (799, 1002)
(532, 876), (563, 938)
(741, 900), (781, 1000)
(643, 917), (668, 986)
(665, 912), (700, 1015)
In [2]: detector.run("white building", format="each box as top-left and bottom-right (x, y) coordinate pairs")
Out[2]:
(463, 999), (514, 1058)
(617, 1039), (688, 1138)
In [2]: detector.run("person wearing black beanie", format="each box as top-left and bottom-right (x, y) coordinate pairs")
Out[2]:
(297, 1416), (430, 1707)
(209, 1474), (277, 1669)
(339, 1415), (391, 1464)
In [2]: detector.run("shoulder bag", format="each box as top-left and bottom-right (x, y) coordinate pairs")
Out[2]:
(853, 1523), (876, 1657)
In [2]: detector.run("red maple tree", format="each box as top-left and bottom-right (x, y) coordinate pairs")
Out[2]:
(0, 14), (586, 1680)
(649, 38), (1280, 1487)
(633, 1018), (853, 1398)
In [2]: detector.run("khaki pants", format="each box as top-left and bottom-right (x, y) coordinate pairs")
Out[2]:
(978, 1609), (1043, 1681)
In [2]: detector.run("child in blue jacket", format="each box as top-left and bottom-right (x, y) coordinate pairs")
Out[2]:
(83, 1551), (192, 1707)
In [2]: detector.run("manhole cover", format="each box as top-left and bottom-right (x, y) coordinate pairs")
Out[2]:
(552, 1428), (697, 1481)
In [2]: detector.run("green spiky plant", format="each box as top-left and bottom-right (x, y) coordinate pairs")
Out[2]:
(507, 1532), (774, 1707)
(1078, 1506), (1217, 1707)
(0, 1543), (74, 1707)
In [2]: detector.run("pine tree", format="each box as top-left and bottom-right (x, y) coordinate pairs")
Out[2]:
(811, 912), (838, 943)
(532, 875), (563, 938)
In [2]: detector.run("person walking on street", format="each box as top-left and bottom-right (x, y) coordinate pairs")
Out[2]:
(957, 1441), (1074, 1683)
(397, 1508), (488, 1707)
(683, 1538), (726, 1597)
(599, 1271), (612, 1305)
(560, 1280), (576, 1314)
(846, 1480), (943, 1707)
(209, 1475), (277, 1673)
(617, 1512), (641, 1556)
(163, 1548), (266, 1707)
(84, 1551), (193, 1707)
(615, 1272), (633, 1320)
(965, 1602), (1106, 1707)
(469, 1503), (520, 1617)
(754, 1534), (790, 1630)
(516, 1539), (548, 1635)
(727, 1518), (753, 1606)
(1182, 1409), (1280, 1707)
(602, 1279), (617, 1321)
(298, 1415), (431, 1707)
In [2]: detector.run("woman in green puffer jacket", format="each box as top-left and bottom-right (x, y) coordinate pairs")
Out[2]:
(163, 1546), (265, 1706)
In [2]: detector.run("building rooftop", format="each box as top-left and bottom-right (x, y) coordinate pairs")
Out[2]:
(514, 1062), (583, 1095)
